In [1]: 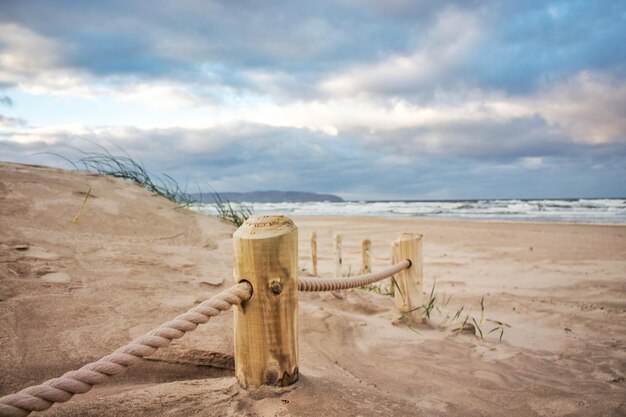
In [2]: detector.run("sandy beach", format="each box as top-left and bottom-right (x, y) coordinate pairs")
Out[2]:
(1, 162), (625, 416)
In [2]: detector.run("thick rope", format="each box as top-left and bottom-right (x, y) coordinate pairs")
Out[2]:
(298, 260), (411, 292)
(0, 283), (252, 417)
(0, 263), (409, 416)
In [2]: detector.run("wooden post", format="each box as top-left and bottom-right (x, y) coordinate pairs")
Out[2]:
(233, 215), (299, 388)
(310, 231), (318, 276)
(361, 239), (372, 274)
(392, 233), (423, 321)
(389, 240), (398, 295)
(333, 233), (342, 277)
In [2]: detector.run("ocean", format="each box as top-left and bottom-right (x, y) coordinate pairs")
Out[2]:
(195, 198), (626, 224)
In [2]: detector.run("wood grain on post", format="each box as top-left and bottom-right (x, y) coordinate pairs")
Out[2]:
(361, 239), (372, 274)
(233, 215), (299, 388)
(333, 233), (342, 277)
(310, 231), (318, 276)
(392, 233), (423, 321)
(389, 240), (398, 295)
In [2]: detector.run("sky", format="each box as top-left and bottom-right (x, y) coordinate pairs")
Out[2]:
(1, 0), (625, 200)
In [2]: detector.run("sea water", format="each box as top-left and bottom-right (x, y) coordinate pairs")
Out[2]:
(195, 199), (626, 224)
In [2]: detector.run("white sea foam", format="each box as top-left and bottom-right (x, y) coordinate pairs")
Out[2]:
(195, 199), (626, 224)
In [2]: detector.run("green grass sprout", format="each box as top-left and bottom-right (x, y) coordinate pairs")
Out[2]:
(72, 186), (91, 224)
(363, 277), (505, 342)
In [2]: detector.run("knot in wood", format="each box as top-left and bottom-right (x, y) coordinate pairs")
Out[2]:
(265, 369), (279, 385)
(269, 280), (282, 295)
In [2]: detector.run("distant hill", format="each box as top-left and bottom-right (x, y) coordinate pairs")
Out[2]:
(193, 190), (343, 203)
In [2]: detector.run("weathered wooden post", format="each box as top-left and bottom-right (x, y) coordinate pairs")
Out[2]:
(392, 233), (423, 321)
(361, 239), (372, 274)
(389, 240), (398, 295)
(333, 233), (342, 277)
(310, 231), (318, 276)
(233, 215), (299, 388)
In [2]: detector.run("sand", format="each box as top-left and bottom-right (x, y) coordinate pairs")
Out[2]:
(1, 162), (625, 416)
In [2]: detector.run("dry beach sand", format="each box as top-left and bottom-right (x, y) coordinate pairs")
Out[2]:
(1, 162), (625, 416)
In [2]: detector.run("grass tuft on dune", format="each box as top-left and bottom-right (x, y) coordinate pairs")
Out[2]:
(49, 144), (251, 226)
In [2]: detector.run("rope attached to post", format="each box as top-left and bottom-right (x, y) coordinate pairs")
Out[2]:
(0, 262), (410, 416)
(298, 260), (410, 292)
(0, 283), (252, 417)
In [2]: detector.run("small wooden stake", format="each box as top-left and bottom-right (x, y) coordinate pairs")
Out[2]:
(333, 233), (342, 277)
(233, 215), (299, 388)
(310, 231), (318, 276)
(361, 239), (372, 274)
(392, 233), (423, 321)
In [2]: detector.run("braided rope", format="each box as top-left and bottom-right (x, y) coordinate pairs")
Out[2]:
(0, 283), (252, 417)
(298, 260), (410, 292)
(0, 263), (409, 416)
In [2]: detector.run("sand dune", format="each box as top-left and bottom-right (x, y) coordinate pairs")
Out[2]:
(1, 162), (625, 416)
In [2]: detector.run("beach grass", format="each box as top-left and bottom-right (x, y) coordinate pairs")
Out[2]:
(211, 192), (252, 227)
(50, 144), (251, 225)
(363, 280), (505, 341)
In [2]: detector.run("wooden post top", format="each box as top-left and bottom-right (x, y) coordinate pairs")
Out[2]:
(396, 232), (423, 242)
(234, 215), (296, 240)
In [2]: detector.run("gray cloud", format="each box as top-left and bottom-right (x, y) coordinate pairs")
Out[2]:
(0, 114), (25, 127)
(2, 122), (625, 199)
(355, 116), (574, 159)
(2, 1), (623, 98)
(0, 95), (13, 107)
(1, 1), (625, 199)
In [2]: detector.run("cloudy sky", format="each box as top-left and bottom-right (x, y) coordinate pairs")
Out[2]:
(1, 1), (625, 199)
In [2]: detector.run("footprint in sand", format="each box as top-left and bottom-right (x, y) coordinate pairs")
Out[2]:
(417, 398), (449, 413)
(12, 245), (59, 260)
(472, 369), (507, 385)
(530, 398), (587, 416)
(164, 255), (196, 269)
(40, 272), (71, 283)
(199, 277), (224, 288)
